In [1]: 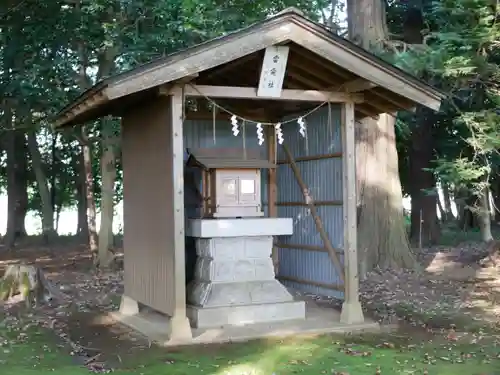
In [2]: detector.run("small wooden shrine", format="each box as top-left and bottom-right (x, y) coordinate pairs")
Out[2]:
(186, 149), (275, 218)
(51, 7), (445, 343)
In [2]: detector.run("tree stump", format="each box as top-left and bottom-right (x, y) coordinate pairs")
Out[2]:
(0, 264), (67, 308)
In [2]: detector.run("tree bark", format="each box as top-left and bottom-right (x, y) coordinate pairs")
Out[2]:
(82, 133), (99, 258)
(50, 133), (58, 225)
(437, 195), (445, 219)
(74, 151), (89, 238)
(478, 185), (493, 241)
(347, 0), (415, 276)
(441, 182), (455, 221)
(4, 106), (28, 247)
(97, 123), (117, 268)
(409, 107), (440, 245)
(26, 130), (57, 243)
(489, 174), (500, 222)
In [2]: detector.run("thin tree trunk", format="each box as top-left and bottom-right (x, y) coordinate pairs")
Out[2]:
(478, 185), (493, 242)
(442, 182), (455, 221)
(348, 0), (415, 276)
(75, 29), (98, 249)
(26, 130), (56, 243)
(82, 132), (99, 258)
(74, 151), (89, 237)
(55, 206), (61, 233)
(437, 195), (445, 220)
(50, 133), (58, 229)
(97, 123), (117, 268)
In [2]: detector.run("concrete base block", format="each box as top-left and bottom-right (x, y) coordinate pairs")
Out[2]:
(340, 300), (365, 324)
(119, 295), (139, 316)
(187, 300), (306, 328)
(168, 314), (193, 342)
(110, 299), (379, 347)
(188, 280), (295, 307)
(187, 218), (293, 238)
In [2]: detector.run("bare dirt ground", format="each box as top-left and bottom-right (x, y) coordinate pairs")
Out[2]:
(1, 236), (500, 371)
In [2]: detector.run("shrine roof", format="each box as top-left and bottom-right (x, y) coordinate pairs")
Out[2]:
(53, 7), (446, 128)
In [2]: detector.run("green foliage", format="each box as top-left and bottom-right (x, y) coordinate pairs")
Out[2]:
(387, 0), (500, 203)
(0, 0), (329, 230)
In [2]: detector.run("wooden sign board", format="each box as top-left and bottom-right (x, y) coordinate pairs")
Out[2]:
(257, 46), (289, 98)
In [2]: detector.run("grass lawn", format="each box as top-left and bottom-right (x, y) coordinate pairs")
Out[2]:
(1, 321), (499, 375)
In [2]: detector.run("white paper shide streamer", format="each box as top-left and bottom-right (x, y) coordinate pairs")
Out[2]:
(256, 123), (264, 145)
(231, 115), (239, 136)
(298, 116), (309, 154)
(274, 123), (284, 144)
(298, 117), (306, 137)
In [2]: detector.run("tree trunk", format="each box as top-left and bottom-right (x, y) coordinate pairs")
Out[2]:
(409, 108), (440, 245)
(26, 130), (56, 243)
(75, 28), (117, 261)
(348, 0), (415, 275)
(82, 131), (99, 258)
(4, 107), (28, 247)
(489, 174), (500, 223)
(442, 182), (455, 221)
(50, 133), (58, 226)
(97, 123), (117, 268)
(456, 189), (478, 231)
(478, 185), (493, 241)
(55, 206), (61, 233)
(74, 151), (89, 238)
(437, 195), (445, 220)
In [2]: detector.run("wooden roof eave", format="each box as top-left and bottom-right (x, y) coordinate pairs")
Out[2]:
(52, 90), (109, 129)
(52, 8), (446, 128)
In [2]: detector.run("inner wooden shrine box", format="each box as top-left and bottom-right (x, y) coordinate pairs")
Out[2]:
(185, 148), (275, 219)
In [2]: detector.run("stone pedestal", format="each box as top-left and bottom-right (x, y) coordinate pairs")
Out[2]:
(186, 218), (305, 328)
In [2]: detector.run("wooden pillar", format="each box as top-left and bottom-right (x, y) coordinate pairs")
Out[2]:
(168, 86), (193, 340)
(267, 126), (279, 273)
(339, 101), (364, 324)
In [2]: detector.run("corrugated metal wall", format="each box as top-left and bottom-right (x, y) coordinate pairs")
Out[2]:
(122, 96), (177, 315)
(276, 105), (344, 299)
(183, 107), (344, 299)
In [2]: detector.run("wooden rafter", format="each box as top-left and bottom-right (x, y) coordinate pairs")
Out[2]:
(340, 78), (377, 93)
(182, 85), (364, 103)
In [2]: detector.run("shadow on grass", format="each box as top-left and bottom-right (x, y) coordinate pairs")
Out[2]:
(46, 328), (500, 375)
(10, 309), (496, 375)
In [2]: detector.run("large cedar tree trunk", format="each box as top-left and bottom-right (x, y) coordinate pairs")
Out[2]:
(409, 107), (440, 245)
(4, 109), (28, 247)
(347, 0), (416, 276)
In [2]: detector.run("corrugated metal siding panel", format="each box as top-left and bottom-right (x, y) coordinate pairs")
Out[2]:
(278, 105), (342, 158)
(184, 119), (267, 152)
(122, 96), (176, 315)
(276, 105), (345, 299)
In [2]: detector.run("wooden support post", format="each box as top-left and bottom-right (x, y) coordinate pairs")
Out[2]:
(339, 101), (364, 324)
(168, 86), (193, 340)
(267, 126), (279, 274)
(282, 144), (345, 283)
(201, 170), (208, 217)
